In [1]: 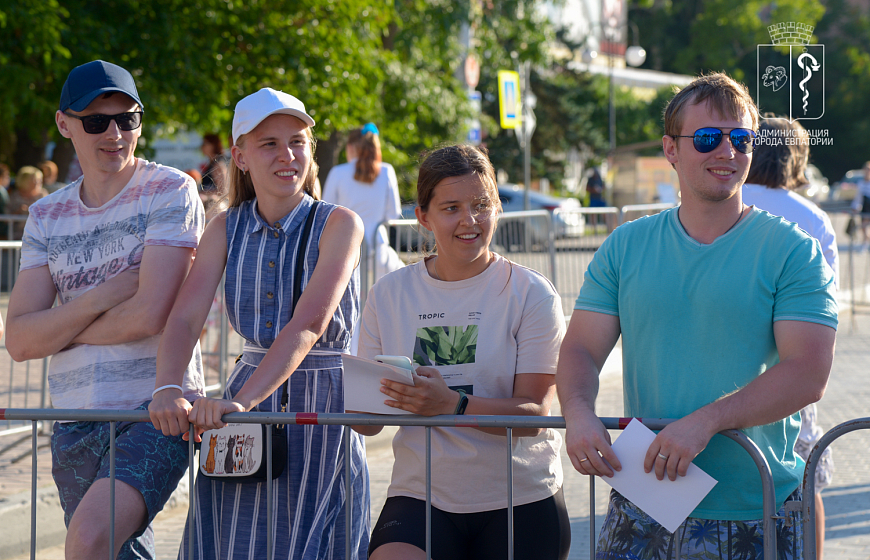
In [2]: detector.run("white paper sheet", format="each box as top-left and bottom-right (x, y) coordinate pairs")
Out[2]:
(603, 418), (718, 533)
(342, 354), (416, 415)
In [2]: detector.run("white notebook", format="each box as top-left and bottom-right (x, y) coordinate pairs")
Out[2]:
(342, 354), (416, 415)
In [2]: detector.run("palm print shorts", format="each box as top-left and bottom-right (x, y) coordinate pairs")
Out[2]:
(595, 489), (803, 560)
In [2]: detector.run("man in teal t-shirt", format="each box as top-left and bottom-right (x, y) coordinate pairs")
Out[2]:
(557, 73), (837, 558)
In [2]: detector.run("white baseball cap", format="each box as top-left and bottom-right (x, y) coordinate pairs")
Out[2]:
(231, 88), (315, 144)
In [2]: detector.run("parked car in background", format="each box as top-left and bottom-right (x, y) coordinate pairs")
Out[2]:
(493, 184), (583, 250)
(829, 169), (863, 203)
(795, 164), (829, 202)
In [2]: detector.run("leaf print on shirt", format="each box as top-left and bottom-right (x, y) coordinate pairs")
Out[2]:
(413, 325), (478, 366)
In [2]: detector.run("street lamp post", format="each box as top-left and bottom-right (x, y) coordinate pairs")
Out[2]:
(583, 21), (646, 162)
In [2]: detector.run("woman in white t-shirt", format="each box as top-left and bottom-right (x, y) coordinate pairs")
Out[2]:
(358, 145), (570, 560)
(323, 123), (403, 280)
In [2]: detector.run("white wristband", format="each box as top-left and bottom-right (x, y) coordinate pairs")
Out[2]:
(152, 384), (184, 398)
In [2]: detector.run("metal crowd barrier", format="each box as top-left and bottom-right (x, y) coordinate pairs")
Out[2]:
(0, 408), (781, 560)
(835, 211), (870, 323)
(618, 202), (676, 225)
(0, 216), (28, 242)
(801, 417), (870, 559)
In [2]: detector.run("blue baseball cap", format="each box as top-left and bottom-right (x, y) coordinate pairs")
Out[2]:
(59, 60), (144, 113)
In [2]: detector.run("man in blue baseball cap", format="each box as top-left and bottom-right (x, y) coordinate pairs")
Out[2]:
(6, 60), (205, 560)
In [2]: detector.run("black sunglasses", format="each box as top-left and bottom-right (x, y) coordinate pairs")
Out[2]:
(671, 127), (757, 154)
(63, 111), (143, 134)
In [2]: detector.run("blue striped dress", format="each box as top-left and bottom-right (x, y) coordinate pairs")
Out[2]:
(180, 195), (369, 560)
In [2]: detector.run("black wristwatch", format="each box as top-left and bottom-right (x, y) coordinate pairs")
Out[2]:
(453, 389), (469, 415)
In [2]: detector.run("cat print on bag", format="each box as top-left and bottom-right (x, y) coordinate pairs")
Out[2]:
(224, 436), (236, 474)
(243, 436), (255, 473)
(214, 436), (227, 475)
(204, 435), (217, 474)
(234, 436), (245, 473)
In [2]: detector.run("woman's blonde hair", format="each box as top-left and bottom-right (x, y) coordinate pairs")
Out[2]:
(347, 128), (382, 184)
(15, 166), (43, 193)
(225, 127), (320, 207)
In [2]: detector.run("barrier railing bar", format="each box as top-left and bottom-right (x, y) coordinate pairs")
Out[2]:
(39, 358), (48, 410)
(425, 425), (432, 560)
(267, 424), (274, 560)
(109, 421), (116, 560)
(506, 425), (514, 560)
(618, 202), (676, 226)
(0, 423), (40, 440)
(24, 361), (30, 408)
(719, 429), (777, 560)
(545, 215), (557, 289)
(589, 476), (595, 559)
(802, 417), (870, 559)
(187, 424), (195, 560)
(30, 420), (36, 560)
(344, 425), (351, 560)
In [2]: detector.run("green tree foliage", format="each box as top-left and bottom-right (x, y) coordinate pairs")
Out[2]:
(810, 0), (870, 182)
(0, 0), (565, 202)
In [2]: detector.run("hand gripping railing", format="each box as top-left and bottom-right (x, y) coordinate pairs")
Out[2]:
(801, 417), (870, 559)
(0, 409), (778, 560)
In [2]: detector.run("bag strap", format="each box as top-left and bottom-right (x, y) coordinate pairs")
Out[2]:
(279, 200), (320, 414)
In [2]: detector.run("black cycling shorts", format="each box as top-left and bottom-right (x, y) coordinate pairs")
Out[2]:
(368, 488), (570, 560)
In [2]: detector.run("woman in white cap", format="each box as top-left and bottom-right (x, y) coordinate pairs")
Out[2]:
(151, 87), (369, 559)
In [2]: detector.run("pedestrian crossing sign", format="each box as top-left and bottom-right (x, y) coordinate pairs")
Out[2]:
(498, 70), (521, 129)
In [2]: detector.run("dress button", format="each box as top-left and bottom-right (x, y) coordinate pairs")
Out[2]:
(268, 261), (275, 268)
(266, 321), (273, 328)
(267, 292), (274, 299)
(272, 230), (279, 238)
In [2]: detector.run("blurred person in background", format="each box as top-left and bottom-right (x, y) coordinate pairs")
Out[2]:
(39, 160), (67, 193)
(586, 167), (605, 207)
(851, 161), (870, 246)
(199, 133), (229, 194)
(742, 116), (837, 560)
(323, 123), (402, 280)
(0, 164), (11, 238)
(9, 166), (49, 239)
(0, 163), (10, 190)
(183, 168), (203, 189)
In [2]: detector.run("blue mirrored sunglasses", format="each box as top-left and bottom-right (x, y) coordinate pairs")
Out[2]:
(671, 127), (757, 154)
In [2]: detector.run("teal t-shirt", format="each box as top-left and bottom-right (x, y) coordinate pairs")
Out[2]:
(575, 206), (838, 520)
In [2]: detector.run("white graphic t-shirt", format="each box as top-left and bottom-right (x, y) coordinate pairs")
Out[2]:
(20, 159), (205, 411)
(359, 254), (565, 512)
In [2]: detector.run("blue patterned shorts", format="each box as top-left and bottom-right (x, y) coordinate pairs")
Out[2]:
(595, 489), (803, 560)
(50, 401), (190, 560)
